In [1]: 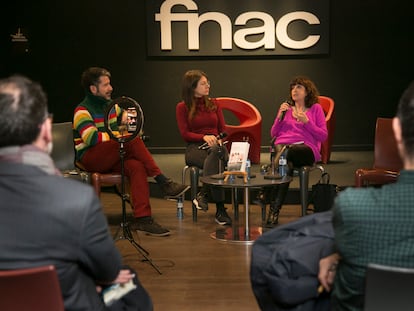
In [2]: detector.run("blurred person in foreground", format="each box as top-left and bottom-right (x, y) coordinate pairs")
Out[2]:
(0, 75), (152, 311)
(318, 81), (414, 310)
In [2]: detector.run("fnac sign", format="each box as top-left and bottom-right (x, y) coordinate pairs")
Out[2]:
(146, 0), (330, 56)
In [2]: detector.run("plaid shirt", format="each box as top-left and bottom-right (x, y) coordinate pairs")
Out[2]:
(331, 170), (414, 310)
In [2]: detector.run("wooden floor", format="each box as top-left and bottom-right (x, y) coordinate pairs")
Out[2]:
(101, 192), (303, 311)
(91, 150), (373, 309)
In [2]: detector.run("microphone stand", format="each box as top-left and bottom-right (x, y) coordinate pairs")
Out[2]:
(209, 140), (229, 180)
(113, 138), (162, 274)
(217, 139), (224, 174)
(269, 143), (277, 175)
(264, 140), (287, 180)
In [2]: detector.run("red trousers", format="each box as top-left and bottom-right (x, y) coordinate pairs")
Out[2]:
(80, 138), (161, 218)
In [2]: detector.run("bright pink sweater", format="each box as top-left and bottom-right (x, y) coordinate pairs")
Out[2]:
(270, 103), (327, 162)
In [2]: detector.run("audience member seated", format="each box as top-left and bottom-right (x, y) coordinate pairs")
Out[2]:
(318, 80), (414, 310)
(176, 69), (231, 225)
(250, 211), (334, 310)
(262, 76), (327, 227)
(0, 75), (152, 311)
(73, 67), (189, 237)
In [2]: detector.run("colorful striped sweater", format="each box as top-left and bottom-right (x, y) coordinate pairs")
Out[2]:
(73, 94), (118, 161)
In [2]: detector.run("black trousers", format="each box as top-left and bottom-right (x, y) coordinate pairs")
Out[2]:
(264, 144), (315, 209)
(185, 143), (229, 203)
(283, 143), (315, 170)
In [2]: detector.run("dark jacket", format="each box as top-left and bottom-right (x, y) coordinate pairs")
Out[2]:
(0, 162), (122, 311)
(250, 211), (335, 311)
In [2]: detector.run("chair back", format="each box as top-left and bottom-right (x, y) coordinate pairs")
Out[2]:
(374, 117), (403, 171)
(0, 265), (64, 311)
(318, 96), (336, 164)
(51, 122), (76, 171)
(216, 97), (262, 163)
(365, 263), (414, 311)
(354, 118), (401, 187)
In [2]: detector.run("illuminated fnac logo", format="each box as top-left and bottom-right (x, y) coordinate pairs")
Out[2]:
(146, 0), (330, 56)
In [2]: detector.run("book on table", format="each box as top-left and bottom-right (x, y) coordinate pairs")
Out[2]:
(227, 141), (250, 173)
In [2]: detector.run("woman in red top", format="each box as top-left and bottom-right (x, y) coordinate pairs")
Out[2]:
(176, 70), (231, 225)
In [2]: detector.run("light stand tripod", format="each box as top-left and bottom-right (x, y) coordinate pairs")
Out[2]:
(106, 96), (162, 275)
(113, 141), (162, 275)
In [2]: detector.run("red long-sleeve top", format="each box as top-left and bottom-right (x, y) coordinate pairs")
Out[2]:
(176, 97), (226, 143)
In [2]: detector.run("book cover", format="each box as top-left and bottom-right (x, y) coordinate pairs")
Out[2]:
(227, 142), (250, 172)
(102, 279), (137, 306)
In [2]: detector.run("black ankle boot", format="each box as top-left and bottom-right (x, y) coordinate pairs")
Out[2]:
(215, 203), (232, 226)
(265, 204), (281, 227)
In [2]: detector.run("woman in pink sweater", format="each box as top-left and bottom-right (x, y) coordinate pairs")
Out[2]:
(265, 76), (327, 226)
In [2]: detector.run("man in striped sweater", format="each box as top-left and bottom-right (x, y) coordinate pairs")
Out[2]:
(74, 67), (189, 237)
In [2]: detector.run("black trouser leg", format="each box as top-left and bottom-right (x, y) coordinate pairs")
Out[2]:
(265, 181), (290, 226)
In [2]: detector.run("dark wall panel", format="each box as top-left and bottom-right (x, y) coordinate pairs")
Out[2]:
(1, 0), (412, 151)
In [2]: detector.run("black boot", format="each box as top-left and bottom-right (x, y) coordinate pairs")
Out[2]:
(264, 182), (289, 227)
(155, 174), (190, 197)
(265, 203), (281, 227)
(215, 203), (232, 226)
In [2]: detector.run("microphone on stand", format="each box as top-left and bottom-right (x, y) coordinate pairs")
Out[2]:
(198, 132), (228, 150)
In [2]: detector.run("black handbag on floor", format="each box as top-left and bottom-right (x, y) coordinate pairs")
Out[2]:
(309, 172), (338, 213)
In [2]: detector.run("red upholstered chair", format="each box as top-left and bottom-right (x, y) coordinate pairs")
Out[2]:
(90, 172), (123, 197)
(73, 150), (124, 198)
(0, 265), (64, 311)
(216, 97), (262, 164)
(355, 118), (402, 187)
(318, 96), (336, 164)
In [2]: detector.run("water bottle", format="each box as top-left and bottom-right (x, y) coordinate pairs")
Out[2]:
(278, 154), (287, 177)
(246, 158), (251, 180)
(176, 197), (184, 219)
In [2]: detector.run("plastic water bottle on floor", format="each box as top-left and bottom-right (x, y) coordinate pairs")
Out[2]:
(278, 155), (287, 177)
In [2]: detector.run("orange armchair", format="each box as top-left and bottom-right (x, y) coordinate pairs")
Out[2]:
(216, 97), (262, 164)
(355, 118), (402, 187)
(318, 96), (336, 164)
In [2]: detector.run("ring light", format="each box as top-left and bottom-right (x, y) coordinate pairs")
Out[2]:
(104, 96), (144, 143)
